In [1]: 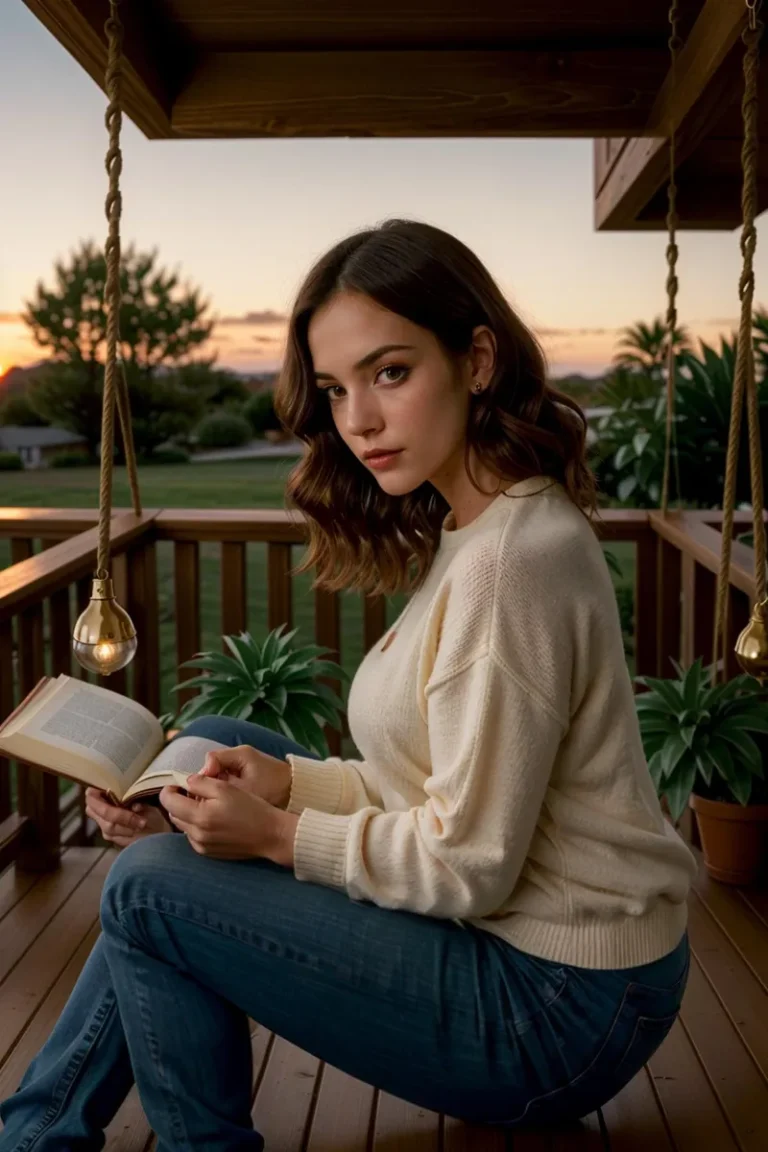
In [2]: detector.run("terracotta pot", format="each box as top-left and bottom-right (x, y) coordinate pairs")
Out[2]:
(690, 793), (768, 885)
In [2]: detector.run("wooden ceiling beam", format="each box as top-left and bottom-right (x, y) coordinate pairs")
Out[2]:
(21, 0), (184, 139)
(594, 0), (748, 230)
(171, 49), (666, 138)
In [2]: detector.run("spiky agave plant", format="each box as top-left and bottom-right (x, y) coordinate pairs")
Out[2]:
(169, 625), (350, 757)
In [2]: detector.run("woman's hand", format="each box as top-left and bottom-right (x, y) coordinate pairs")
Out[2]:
(85, 787), (172, 848)
(159, 774), (299, 865)
(197, 744), (293, 808)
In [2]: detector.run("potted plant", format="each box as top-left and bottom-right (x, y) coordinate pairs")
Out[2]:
(635, 657), (768, 884)
(165, 624), (350, 757)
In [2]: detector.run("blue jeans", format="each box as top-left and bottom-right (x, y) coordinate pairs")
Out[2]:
(0, 716), (690, 1151)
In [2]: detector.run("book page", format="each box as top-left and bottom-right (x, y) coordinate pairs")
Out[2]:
(123, 736), (227, 802)
(14, 676), (163, 789)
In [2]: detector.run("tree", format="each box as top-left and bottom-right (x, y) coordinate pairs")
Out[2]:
(23, 241), (215, 458)
(613, 318), (690, 376)
(0, 391), (48, 427)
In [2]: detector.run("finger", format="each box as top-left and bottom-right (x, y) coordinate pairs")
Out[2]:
(86, 799), (147, 832)
(184, 773), (227, 801)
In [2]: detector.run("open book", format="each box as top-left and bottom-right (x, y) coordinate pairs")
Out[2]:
(0, 675), (227, 807)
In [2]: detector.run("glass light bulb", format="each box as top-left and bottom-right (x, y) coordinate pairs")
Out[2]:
(72, 576), (138, 675)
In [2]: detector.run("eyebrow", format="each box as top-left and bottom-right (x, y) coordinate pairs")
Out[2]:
(314, 344), (417, 382)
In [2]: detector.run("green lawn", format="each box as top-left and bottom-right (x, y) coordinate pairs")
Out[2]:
(2, 460), (636, 777)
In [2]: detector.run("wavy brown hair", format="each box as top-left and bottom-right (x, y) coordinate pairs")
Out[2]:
(275, 218), (597, 596)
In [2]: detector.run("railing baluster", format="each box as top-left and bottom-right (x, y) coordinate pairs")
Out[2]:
(221, 542), (248, 641)
(16, 599), (60, 871)
(127, 540), (160, 714)
(680, 555), (716, 669)
(267, 543), (292, 632)
(174, 541), (201, 706)
(315, 587), (341, 757)
(362, 595), (387, 652)
(656, 537), (682, 678)
(634, 530), (658, 680)
(11, 538), (34, 566)
(0, 617), (14, 822)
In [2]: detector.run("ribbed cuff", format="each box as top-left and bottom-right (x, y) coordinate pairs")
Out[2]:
(285, 754), (344, 815)
(293, 809), (351, 891)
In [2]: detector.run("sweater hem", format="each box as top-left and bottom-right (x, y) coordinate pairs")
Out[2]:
(466, 901), (689, 969)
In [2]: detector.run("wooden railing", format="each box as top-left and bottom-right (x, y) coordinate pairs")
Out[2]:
(0, 505), (764, 875)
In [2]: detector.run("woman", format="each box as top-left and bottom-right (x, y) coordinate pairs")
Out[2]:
(0, 219), (696, 1151)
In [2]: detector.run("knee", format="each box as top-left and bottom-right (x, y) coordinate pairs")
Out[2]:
(175, 715), (245, 746)
(100, 834), (186, 931)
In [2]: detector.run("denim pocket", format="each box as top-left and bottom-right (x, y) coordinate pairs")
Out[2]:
(611, 1008), (679, 1086)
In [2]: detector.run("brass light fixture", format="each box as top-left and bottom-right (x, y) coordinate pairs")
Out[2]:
(72, 575), (137, 676)
(72, 0), (141, 677)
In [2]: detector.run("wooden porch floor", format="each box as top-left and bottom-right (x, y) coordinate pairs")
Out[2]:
(1, 848), (767, 1151)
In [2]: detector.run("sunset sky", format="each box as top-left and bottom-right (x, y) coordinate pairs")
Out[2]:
(3, 1), (768, 380)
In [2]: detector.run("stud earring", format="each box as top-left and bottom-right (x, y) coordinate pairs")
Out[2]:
(473, 380), (482, 393)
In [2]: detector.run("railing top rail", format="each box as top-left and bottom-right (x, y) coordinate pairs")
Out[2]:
(153, 508), (307, 543)
(0, 512), (157, 620)
(649, 511), (757, 599)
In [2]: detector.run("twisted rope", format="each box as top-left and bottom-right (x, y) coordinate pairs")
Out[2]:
(96, 0), (141, 578)
(712, 9), (765, 682)
(661, 0), (682, 516)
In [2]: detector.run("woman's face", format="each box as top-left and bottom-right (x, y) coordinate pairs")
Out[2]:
(307, 291), (496, 502)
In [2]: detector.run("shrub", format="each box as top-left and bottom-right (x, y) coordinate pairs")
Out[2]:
(141, 446), (190, 465)
(244, 391), (281, 435)
(51, 450), (93, 468)
(195, 411), (252, 449)
(0, 451), (23, 471)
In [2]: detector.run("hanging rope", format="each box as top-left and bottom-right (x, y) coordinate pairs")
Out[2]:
(712, 2), (765, 683)
(95, 0), (142, 579)
(660, 0), (682, 516)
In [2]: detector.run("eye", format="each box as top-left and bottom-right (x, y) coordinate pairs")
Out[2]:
(375, 363), (410, 385)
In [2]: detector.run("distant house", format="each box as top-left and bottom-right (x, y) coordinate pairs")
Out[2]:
(0, 425), (88, 469)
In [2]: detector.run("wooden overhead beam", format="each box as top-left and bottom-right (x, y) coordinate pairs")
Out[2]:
(21, 0), (181, 139)
(594, 0), (748, 230)
(172, 49), (666, 138)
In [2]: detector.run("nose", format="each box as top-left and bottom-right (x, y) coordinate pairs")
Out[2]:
(344, 390), (384, 439)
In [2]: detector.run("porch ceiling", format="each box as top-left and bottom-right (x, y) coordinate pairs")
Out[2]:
(23, 0), (697, 140)
(21, 1), (763, 229)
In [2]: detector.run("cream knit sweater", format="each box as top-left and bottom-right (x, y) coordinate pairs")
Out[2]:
(286, 476), (696, 969)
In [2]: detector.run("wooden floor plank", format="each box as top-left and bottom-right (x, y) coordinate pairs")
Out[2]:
(687, 894), (768, 1081)
(692, 870), (768, 994)
(0, 861), (40, 922)
(0, 848), (105, 984)
(443, 1115), (507, 1151)
(0, 850), (115, 1067)
(0, 923), (101, 1102)
(549, 1117), (606, 1151)
(251, 1036), (321, 1151)
(103, 1084), (154, 1152)
(740, 886), (768, 930)
(598, 1068), (675, 1152)
(306, 1062), (375, 1152)
(680, 955), (768, 1152)
(373, 1091), (440, 1150)
(647, 1018), (740, 1152)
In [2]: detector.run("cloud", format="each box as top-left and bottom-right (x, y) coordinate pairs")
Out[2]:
(699, 317), (738, 328)
(0, 312), (22, 324)
(537, 326), (617, 338)
(217, 310), (287, 327)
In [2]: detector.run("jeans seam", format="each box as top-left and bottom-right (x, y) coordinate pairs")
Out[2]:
(9, 993), (118, 1152)
(510, 976), (636, 1125)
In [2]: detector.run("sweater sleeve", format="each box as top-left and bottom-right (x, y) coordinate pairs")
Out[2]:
(285, 752), (384, 816)
(291, 653), (566, 919)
